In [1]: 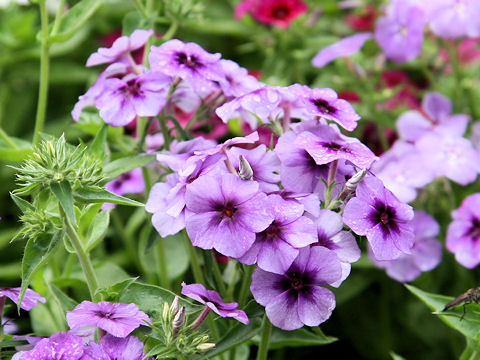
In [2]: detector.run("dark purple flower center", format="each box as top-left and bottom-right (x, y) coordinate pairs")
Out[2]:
(175, 52), (203, 69)
(265, 222), (281, 239)
(123, 79), (142, 97)
(272, 6), (290, 19)
(468, 218), (480, 240)
(279, 271), (313, 295)
(312, 98), (337, 114)
(96, 310), (113, 319)
(316, 231), (340, 250)
(371, 201), (399, 235)
(219, 203), (237, 219)
(319, 141), (350, 153)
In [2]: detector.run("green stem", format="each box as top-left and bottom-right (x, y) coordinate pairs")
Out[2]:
(162, 21), (178, 41)
(61, 208), (100, 301)
(134, 0), (149, 19)
(256, 315), (272, 360)
(226, 262), (238, 300)
(238, 265), (255, 307)
(211, 252), (227, 296)
(111, 211), (142, 272)
(33, 0), (50, 147)
(156, 237), (170, 289)
(183, 231), (205, 284)
(0, 127), (18, 148)
(51, 0), (66, 36)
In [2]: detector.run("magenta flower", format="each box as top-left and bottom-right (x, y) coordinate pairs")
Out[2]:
(86, 29), (154, 67)
(235, 0), (308, 28)
(83, 335), (147, 360)
(429, 0), (480, 39)
(185, 173), (273, 258)
(238, 194), (317, 274)
(66, 301), (151, 338)
(447, 194), (480, 268)
(0, 287), (46, 311)
(95, 71), (171, 127)
(250, 246), (342, 330)
(181, 282), (249, 324)
(375, 0), (426, 62)
(15, 332), (85, 360)
(373, 211), (442, 282)
(312, 32), (372, 68)
(343, 176), (414, 260)
(149, 39), (222, 93)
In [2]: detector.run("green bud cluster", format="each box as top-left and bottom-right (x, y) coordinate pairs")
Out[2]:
(15, 207), (60, 240)
(164, 0), (203, 21)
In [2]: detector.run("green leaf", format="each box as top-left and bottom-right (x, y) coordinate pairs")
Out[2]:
(0, 135), (32, 162)
(79, 203), (102, 236)
(406, 284), (480, 341)
(74, 187), (144, 207)
(51, 180), (76, 225)
(48, 284), (78, 312)
(102, 154), (155, 182)
(18, 230), (62, 313)
(47, 0), (104, 43)
(95, 277), (138, 302)
(252, 328), (337, 349)
(85, 208), (110, 252)
(87, 123), (108, 161)
(10, 192), (35, 212)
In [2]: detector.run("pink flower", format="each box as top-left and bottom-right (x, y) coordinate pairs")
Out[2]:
(235, 0), (308, 28)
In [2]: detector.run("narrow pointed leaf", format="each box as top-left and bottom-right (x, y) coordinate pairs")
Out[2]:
(10, 193), (35, 213)
(74, 187), (143, 207)
(51, 180), (76, 225)
(102, 154), (155, 182)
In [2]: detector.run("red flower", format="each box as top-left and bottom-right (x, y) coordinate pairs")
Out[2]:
(345, 5), (377, 32)
(235, 0), (308, 28)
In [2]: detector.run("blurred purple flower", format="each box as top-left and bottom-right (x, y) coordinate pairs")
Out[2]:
(87, 29), (154, 67)
(185, 173), (273, 258)
(181, 282), (249, 324)
(66, 301), (151, 338)
(238, 194), (317, 274)
(312, 32), (372, 68)
(250, 246), (342, 330)
(103, 168), (145, 210)
(218, 59), (262, 97)
(429, 0), (480, 39)
(83, 335), (147, 360)
(15, 332), (85, 360)
(343, 176), (414, 260)
(372, 210), (442, 282)
(0, 288), (46, 311)
(447, 194), (480, 268)
(149, 39), (222, 93)
(375, 0), (426, 62)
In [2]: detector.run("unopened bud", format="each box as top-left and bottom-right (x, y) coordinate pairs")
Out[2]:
(191, 334), (210, 346)
(170, 296), (180, 316)
(196, 343), (216, 352)
(238, 155), (253, 180)
(345, 169), (367, 192)
(162, 301), (170, 322)
(172, 306), (186, 335)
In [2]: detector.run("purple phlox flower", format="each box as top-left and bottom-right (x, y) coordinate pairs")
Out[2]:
(12, 335), (43, 354)
(216, 86), (283, 129)
(72, 73), (109, 122)
(227, 144), (280, 192)
(170, 80), (212, 113)
(15, 332), (85, 360)
(250, 246), (342, 330)
(276, 190), (321, 217)
(103, 168), (145, 210)
(149, 39), (222, 93)
(275, 128), (353, 195)
(294, 125), (378, 170)
(238, 194), (317, 274)
(2, 317), (18, 334)
(343, 175), (414, 260)
(0, 287), (46, 311)
(192, 131), (259, 160)
(372, 210), (442, 282)
(86, 29), (153, 67)
(83, 335), (147, 360)
(397, 92), (469, 142)
(185, 173), (273, 258)
(312, 32), (372, 68)
(429, 0), (480, 39)
(447, 193), (480, 268)
(375, 0), (426, 62)
(372, 141), (434, 203)
(66, 301), (151, 338)
(294, 85), (361, 131)
(416, 132), (480, 185)
(218, 59), (262, 97)
(181, 282), (249, 324)
(313, 209), (360, 287)
(95, 71), (171, 127)
(145, 133), (165, 153)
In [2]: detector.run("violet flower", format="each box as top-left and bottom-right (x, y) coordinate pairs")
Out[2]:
(238, 194), (317, 274)
(149, 39), (222, 93)
(217, 59), (262, 97)
(185, 173), (273, 258)
(373, 210), (442, 282)
(66, 301), (151, 338)
(429, 0), (480, 39)
(0, 287), (46, 311)
(103, 168), (145, 210)
(343, 176), (414, 260)
(250, 246), (342, 330)
(83, 335), (147, 360)
(447, 193), (480, 268)
(181, 282), (249, 324)
(86, 29), (153, 67)
(15, 332), (85, 360)
(312, 32), (372, 68)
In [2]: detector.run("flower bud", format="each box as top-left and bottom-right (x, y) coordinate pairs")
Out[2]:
(196, 343), (216, 352)
(170, 295), (180, 316)
(345, 169), (367, 192)
(172, 306), (186, 335)
(162, 301), (170, 322)
(238, 155), (253, 180)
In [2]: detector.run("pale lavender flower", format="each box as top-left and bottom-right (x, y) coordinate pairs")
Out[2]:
(149, 39), (222, 93)
(66, 301), (151, 338)
(372, 210), (442, 282)
(312, 32), (372, 68)
(429, 0), (480, 39)
(250, 246), (342, 330)
(375, 0), (426, 62)
(238, 194), (317, 274)
(313, 209), (361, 286)
(276, 190), (321, 218)
(343, 175), (414, 260)
(416, 132), (480, 185)
(72, 73), (109, 122)
(218, 59), (262, 97)
(102, 168), (145, 210)
(447, 193), (480, 268)
(181, 282), (249, 324)
(87, 29), (154, 67)
(294, 126), (378, 169)
(2, 317), (18, 334)
(15, 332), (85, 360)
(0, 287), (46, 311)
(83, 335), (147, 360)
(185, 173), (273, 258)
(95, 72), (171, 127)
(397, 92), (469, 142)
